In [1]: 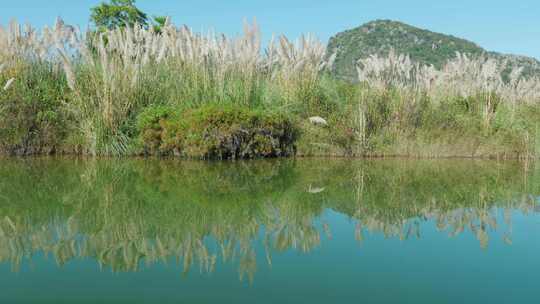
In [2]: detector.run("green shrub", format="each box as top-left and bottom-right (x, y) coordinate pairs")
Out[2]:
(0, 62), (69, 155)
(137, 104), (299, 159)
(135, 105), (176, 154)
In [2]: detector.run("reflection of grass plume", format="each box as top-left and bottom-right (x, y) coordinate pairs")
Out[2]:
(0, 159), (539, 278)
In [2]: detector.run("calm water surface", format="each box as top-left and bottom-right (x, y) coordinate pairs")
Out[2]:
(0, 158), (539, 303)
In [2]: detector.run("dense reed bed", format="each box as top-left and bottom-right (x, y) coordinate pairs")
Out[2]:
(1, 19), (540, 158)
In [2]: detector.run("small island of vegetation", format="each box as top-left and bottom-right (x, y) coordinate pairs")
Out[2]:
(1, 0), (540, 159)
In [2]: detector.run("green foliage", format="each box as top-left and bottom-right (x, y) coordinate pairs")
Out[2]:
(4, 54), (540, 159)
(292, 76), (540, 159)
(328, 20), (485, 80)
(0, 62), (69, 155)
(151, 15), (168, 33)
(136, 105), (177, 154)
(137, 104), (299, 159)
(136, 104), (175, 131)
(327, 20), (540, 81)
(90, 1), (169, 34)
(2, 20), (540, 159)
(90, 0), (149, 31)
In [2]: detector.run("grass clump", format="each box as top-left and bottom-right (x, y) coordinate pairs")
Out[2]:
(0, 61), (70, 155)
(137, 104), (299, 159)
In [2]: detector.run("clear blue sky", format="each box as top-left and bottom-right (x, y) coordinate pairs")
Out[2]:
(1, 0), (539, 59)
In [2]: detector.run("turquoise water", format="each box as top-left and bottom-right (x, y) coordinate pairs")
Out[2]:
(0, 158), (539, 303)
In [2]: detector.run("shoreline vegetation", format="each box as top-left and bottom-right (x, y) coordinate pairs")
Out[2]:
(2, 19), (540, 159)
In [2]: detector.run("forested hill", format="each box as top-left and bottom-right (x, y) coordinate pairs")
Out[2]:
(327, 19), (540, 81)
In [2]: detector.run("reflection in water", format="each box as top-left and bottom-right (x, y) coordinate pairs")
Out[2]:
(0, 158), (538, 281)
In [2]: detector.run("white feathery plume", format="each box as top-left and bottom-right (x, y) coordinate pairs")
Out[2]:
(356, 50), (540, 104)
(3, 78), (14, 91)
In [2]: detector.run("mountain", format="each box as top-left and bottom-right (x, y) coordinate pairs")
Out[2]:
(327, 20), (540, 81)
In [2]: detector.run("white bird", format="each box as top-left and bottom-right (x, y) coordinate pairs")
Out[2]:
(309, 116), (328, 126)
(307, 185), (325, 194)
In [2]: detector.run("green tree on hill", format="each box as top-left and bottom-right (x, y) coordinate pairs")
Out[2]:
(90, 0), (167, 32)
(91, 0), (149, 31)
(151, 16), (167, 32)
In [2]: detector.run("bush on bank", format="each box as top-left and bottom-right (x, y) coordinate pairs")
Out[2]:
(0, 62), (70, 155)
(136, 104), (299, 159)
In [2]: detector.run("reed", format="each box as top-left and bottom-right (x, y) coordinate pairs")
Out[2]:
(50, 18), (331, 155)
(1, 19), (540, 157)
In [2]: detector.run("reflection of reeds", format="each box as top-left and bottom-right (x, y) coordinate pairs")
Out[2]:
(352, 205), (531, 249)
(0, 159), (538, 279)
(350, 164), (539, 249)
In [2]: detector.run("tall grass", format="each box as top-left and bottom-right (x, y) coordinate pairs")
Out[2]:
(0, 20), (73, 154)
(1, 19), (540, 157)
(55, 18), (330, 155)
(348, 51), (540, 158)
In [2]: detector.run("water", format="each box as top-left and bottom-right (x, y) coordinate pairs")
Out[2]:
(0, 158), (539, 303)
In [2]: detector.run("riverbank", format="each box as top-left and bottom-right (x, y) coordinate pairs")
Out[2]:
(2, 20), (540, 159)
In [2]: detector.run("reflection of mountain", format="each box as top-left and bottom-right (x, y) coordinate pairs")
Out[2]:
(0, 159), (538, 280)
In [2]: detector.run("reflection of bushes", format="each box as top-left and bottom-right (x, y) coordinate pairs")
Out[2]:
(320, 160), (538, 249)
(0, 159), (538, 277)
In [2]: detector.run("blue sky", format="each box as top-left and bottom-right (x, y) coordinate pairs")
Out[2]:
(1, 0), (539, 59)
